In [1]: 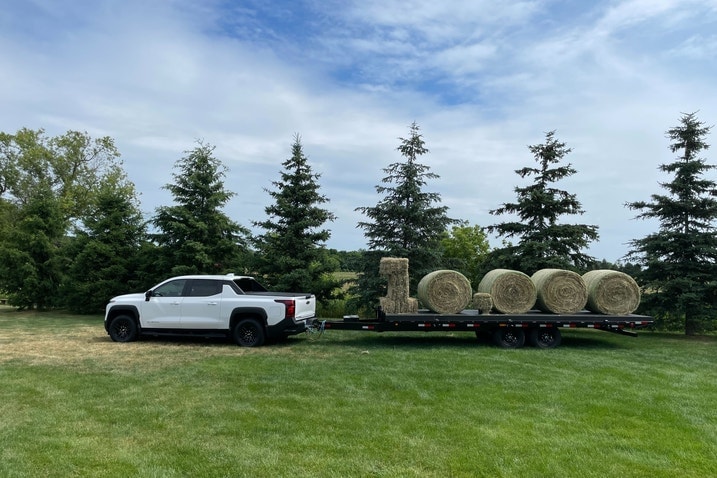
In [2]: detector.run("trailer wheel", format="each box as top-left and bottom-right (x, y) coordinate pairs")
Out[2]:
(492, 328), (525, 348)
(529, 327), (562, 349)
(233, 318), (265, 347)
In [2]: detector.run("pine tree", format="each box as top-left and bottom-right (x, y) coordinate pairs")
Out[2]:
(626, 112), (717, 335)
(63, 176), (147, 313)
(152, 141), (250, 276)
(354, 122), (455, 308)
(252, 134), (339, 300)
(487, 130), (598, 274)
(0, 181), (66, 309)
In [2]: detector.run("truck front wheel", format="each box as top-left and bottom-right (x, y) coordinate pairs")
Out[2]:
(492, 328), (525, 348)
(108, 315), (139, 343)
(233, 318), (265, 347)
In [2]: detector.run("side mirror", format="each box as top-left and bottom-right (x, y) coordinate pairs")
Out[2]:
(145, 290), (153, 301)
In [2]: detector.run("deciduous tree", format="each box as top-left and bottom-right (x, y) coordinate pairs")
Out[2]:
(0, 128), (125, 308)
(440, 222), (490, 288)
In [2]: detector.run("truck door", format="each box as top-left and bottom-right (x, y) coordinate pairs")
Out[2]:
(180, 279), (225, 329)
(141, 279), (187, 328)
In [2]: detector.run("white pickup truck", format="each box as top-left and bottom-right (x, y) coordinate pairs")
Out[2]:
(104, 274), (316, 346)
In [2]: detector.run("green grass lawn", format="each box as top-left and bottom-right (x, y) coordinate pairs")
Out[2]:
(1, 307), (716, 477)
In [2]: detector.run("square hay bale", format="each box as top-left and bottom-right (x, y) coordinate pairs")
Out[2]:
(380, 296), (419, 314)
(380, 257), (411, 301)
(379, 257), (409, 276)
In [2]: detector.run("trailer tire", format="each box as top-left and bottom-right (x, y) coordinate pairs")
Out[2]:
(529, 327), (562, 349)
(233, 318), (265, 347)
(492, 328), (525, 348)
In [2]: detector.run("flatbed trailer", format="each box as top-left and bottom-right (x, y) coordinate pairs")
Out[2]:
(311, 309), (654, 348)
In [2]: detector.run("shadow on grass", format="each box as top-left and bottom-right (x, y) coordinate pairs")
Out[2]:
(313, 329), (637, 350)
(96, 329), (646, 351)
(559, 333), (625, 350)
(314, 331), (518, 350)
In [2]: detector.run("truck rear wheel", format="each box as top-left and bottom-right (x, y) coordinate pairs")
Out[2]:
(108, 315), (138, 342)
(529, 327), (562, 348)
(233, 318), (265, 347)
(492, 328), (525, 348)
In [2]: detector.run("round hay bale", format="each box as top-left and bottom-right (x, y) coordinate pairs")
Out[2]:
(417, 270), (473, 314)
(531, 269), (588, 314)
(477, 269), (536, 314)
(472, 292), (493, 314)
(582, 270), (641, 315)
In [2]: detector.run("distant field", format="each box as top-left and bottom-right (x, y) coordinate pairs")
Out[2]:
(333, 271), (358, 281)
(1, 307), (716, 477)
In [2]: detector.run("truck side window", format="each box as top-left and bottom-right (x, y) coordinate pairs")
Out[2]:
(187, 279), (222, 297)
(153, 279), (187, 297)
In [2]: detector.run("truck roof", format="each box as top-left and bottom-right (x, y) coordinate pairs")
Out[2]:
(164, 274), (254, 281)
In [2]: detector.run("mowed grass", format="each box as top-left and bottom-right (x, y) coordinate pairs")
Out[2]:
(1, 307), (716, 477)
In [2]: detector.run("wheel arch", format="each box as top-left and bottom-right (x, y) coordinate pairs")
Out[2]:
(229, 307), (268, 330)
(105, 305), (140, 331)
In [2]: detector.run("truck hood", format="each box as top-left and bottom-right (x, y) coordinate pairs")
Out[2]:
(110, 292), (146, 303)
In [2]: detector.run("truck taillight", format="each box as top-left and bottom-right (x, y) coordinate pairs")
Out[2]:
(275, 299), (296, 319)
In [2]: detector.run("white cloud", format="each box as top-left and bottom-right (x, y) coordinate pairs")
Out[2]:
(1, 0), (716, 262)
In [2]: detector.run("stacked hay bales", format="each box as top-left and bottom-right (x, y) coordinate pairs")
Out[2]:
(378, 257), (418, 314)
(417, 270), (473, 314)
(583, 270), (641, 315)
(477, 269), (536, 314)
(531, 269), (588, 314)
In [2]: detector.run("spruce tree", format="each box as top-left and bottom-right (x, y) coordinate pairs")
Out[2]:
(63, 176), (147, 313)
(0, 181), (65, 309)
(487, 131), (598, 274)
(354, 122), (455, 308)
(152, 141), (250, 276)
(252, 134), (339, 300)
(626, 112), (717, 335)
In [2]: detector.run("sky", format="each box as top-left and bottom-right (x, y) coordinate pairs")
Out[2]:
(1, 0), (716, 263)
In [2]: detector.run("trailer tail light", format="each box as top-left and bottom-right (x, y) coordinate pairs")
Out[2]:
(275, 299), (296, 319)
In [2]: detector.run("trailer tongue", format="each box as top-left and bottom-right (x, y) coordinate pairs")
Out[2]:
(310, 308), (654, 348)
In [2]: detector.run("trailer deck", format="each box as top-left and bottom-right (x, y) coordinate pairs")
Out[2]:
(311, 309), (654, 348)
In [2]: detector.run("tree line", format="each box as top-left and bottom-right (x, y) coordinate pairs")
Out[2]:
(1, 114), (715, 334)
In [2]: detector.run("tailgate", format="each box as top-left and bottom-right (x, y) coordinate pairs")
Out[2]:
(293, 295), (316, 320)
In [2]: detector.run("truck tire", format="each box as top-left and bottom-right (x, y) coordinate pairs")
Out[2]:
(492, 328), (525, 348)
(233, 318), (265, 347)
(108, 315), (139, 342)
(529, 327), (562, 349)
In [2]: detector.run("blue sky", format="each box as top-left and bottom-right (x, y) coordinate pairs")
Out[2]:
(2, 0), (717, 262)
